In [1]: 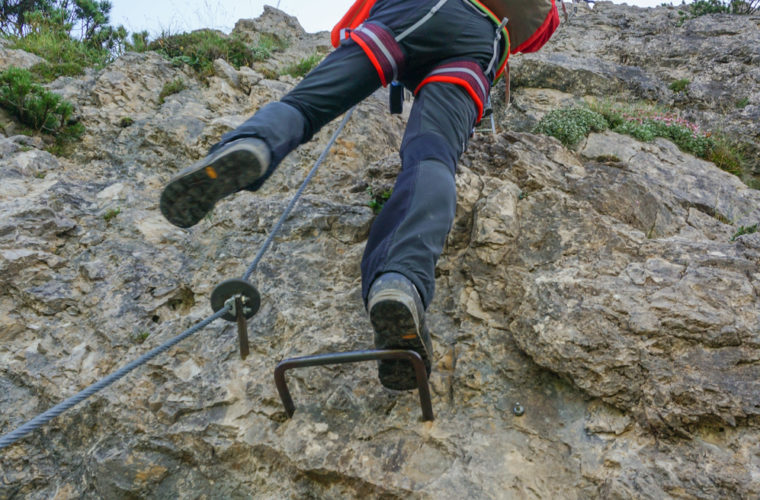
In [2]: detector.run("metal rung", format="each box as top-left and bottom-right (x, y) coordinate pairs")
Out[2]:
(274, 349), (434, 421)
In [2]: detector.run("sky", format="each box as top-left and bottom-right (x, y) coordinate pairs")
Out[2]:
(110, 0), (673, 37)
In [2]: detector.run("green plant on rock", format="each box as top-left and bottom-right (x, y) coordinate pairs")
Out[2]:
(533, 107), (608, 147)
(132, 330), (150, 343)
(260, 67), (278, 80)
(536, 100), (747, 180)
(591, 99), (743, 176)
(251, 33), (288, 62)
(103, 207), (120, 222)
(3, 1), (129, 81)
(0, 67), (78, 134)
(148, 30), (258, 78)
(367, 186), (393, 214)
(705, 137), (744, 176)
(128, 30), (150, 52)
(690, 0), (731, 15)
(669, 78), (690, 93)
(48, 120), (84, 156)
(158, 78), (186, 104)
(679, 0), (757, 21)
(735, 97), (750, 109)
(730, 223), (758, 241)
(600, 102), (742, 174)
(28, 61), (88, 83)
(282, 53), (322, 78)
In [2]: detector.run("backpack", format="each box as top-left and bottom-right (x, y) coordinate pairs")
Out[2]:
(469, 0), (559, 54)
(331, 0), (560, 57)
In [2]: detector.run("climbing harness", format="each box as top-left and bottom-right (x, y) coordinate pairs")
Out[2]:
(415, 60), (491, 122)
(0, 106), (434, 452)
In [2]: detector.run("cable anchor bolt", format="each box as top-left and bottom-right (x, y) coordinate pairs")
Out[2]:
(212, 278), (261, 360)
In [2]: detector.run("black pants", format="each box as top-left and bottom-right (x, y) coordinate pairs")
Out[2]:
(213, 0), (502, 308)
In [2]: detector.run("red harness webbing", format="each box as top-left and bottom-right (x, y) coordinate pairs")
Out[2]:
(331, 0), (378, 48)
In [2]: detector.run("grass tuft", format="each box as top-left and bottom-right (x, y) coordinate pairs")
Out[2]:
(251, 33), (288, 62)
(533, 101), (748, 180)
(282, 53), (322, 78)
(158, 78), (186, 104)
(148, 30), (266, 78)
(731, 224), (758, 241)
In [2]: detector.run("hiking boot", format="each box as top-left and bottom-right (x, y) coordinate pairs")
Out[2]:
(368, 272), (432, 390)
(160, 137), (270, 228)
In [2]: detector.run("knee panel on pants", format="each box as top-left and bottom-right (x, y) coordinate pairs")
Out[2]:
(414, 59), (490, 123)
(402, 131), (458, 177)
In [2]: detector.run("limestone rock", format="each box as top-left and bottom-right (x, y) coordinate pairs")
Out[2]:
(1, 5), (760, 500)
(457, 131), (760, 434)
(0, 46), (45, 71)
(233, 6), (308, 44)
(232, 7), (332, 82)
(503, 3), (760, 174)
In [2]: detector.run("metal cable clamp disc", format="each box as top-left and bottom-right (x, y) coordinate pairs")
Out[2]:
(211, 278), (261, 321)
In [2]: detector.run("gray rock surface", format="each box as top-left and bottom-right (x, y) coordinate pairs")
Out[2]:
(503, 2), (760, 176)
(232, 6), (332, 81)
(1, 6), (760, 499)
(0, 46), (45, 71)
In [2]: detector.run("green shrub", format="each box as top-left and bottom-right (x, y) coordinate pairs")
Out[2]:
(669, 78), (690, 92)
(705, 137), (743, 176)
(680, 0), (757, 21)
(9, 24), (111, 80)
(128, 31), (150, 53)
(148, 30), (257, 77)
(690, 0), (731, 15)
(158, 78), (186, 104)
(4, 3), (127, 80)
(282, 53), (322, 78)
(533, 107), (608, 147)
(48, 120), (84, 156)
(588, 100), (745, 178)
(0, 67), (75, 133)
(1, 0), (126, 44)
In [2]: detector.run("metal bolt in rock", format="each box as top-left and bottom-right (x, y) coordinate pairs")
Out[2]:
(513, 403), (525, 417)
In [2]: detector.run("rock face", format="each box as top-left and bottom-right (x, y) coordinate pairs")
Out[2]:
(1, 6), (760, 499)
(505, 2), (760, 177)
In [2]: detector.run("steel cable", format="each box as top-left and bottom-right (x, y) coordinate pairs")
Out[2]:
(0, 307), (230, 450)
(1, 107), (357, 452)
(243, 106), (355, 280)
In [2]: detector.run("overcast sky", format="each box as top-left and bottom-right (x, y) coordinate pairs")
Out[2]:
(110, 0), (674, 37)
